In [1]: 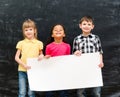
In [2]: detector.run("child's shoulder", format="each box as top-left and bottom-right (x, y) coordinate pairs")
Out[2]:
(62, 42), (71, 47)
(91, 34), (100, 38)
(17, 39), (25, 43)
(63, 42), (70, 45)
(16, 39), (25, 46)
(35, 39), (42, 42)
(35, 39), (43, 45)
(46, 42), (54, 47)
(74, 34), (82, 39)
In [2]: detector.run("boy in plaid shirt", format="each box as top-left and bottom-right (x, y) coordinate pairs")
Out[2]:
(73, 16), (104, 97)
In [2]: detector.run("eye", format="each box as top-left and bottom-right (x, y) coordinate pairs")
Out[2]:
(88, 24), (91, 26)
(59, 29), (62, 31)
(83, 23), (86, 25)
(29, 28), (33, 31)
(54, 29), (58, 32)
(25, 29), (28, 31)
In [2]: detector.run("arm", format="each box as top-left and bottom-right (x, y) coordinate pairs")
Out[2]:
(44, 55), (51, 58)
(15, 49), (31, 69)
(38, 50), (44, 60)
(95, 35), (104, 68)
(72, 38), (82, 56)
(44, 45), (51, 59)
(99, 54), (104, 68)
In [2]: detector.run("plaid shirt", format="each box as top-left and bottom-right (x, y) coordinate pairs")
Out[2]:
(72, 33), (103, 54)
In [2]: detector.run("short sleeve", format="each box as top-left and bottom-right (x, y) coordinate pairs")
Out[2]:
(16, 41), (22, 51)
(38, 41), (43, 50)
(66, 44), (71, 54)
(95, 35), (103, 54)
(45, 45), (50, 55)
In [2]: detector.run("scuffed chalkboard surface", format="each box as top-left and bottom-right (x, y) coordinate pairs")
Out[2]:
(0, 0), (120, 97)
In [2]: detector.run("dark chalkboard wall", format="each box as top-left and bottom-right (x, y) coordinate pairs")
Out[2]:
(0, 0), (120, 97)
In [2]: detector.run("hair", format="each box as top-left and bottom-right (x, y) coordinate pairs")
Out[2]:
(79, 15), (94, 25)
(43, 24), (68, 55)
(22, 19), (37, 39)
(46, 24), (67, 45)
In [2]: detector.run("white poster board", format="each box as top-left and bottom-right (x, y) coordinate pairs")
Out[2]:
(27, 53), (103, 91)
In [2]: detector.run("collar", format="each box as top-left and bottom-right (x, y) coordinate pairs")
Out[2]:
(24, 38), (37, 43)
(80, 34), (92, 39)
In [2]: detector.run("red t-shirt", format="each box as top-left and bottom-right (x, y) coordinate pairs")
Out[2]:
(45, 42), (71, 57)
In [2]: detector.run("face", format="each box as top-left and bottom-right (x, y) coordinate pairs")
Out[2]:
(24, 27), (36, 39)
(52, 25), (65, 39)
(79, 20), (94, 34)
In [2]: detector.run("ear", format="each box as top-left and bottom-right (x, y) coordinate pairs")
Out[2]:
(92, 25), (94, 30)
(34, 29), (37, 34)
(51, 34), (54, 37)
(63, 33), (66, 37)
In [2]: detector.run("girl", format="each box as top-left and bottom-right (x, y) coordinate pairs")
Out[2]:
(45, 24), (71, 97)
(15, 19), (44, 97)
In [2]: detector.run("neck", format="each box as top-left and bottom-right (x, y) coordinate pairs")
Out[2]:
(82, 32), (91, 37)
(26, 37), (35, 40)
(54, 38), (63, 43)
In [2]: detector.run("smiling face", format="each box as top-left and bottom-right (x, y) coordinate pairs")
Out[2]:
(22, 19), (37, 39)
(23, 27), (36, 40)
(79, 20), (94, 35)
(52, 25), (65, 40)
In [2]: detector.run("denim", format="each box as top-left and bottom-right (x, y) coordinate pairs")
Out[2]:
(92, 87), (101, 97)
(46, 90), (68, 97)
(18, 71), (35, 97)
(77, 87), (101, 97)
(77, 89), (85, 97)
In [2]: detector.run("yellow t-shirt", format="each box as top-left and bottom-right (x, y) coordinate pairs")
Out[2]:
(16, 38), (43, 71)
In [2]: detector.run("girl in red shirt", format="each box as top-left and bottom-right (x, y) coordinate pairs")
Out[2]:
(45, 24), (71, 97)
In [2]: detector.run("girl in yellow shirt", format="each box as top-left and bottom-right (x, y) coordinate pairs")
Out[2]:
(15, 19), (44, 97)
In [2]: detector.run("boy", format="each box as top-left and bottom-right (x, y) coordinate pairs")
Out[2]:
(73, 16), (104, 97)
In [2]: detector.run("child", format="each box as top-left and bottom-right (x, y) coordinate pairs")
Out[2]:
(45, 24), (71, 97)
(73, 16), (104, 97)
(15, 19), (44, 97)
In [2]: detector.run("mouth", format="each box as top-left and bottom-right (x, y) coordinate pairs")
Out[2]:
(55, 32), (62, 35)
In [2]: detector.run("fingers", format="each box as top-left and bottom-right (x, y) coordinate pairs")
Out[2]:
(98, 62), (104, 68)
(74, 50), (81, 56)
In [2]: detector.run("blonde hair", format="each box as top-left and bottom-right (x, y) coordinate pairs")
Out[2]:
(22, 19), (37, 38)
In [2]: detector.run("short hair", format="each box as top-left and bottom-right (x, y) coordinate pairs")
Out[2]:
(79, 16), (94, 25)
(22, 19), (37, 38)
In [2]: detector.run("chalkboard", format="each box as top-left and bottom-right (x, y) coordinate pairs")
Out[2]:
(0, 0), (119, 97)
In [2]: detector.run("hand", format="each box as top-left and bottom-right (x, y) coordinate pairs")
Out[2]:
(98, 62), (104, 68)
(23, 65), (31, 70)
(74, 50), (81, 56)
(45, 55), (51, 59)
(38, 54), (44, 61)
